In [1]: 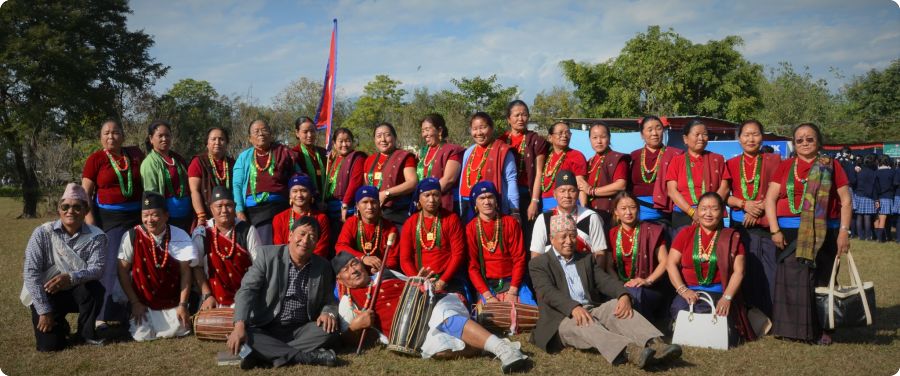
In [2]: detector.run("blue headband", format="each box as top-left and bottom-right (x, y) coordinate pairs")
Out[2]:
(288, 174), (315, 195)
(469, 181), (500, 203)
(409, 177), (442, 214)
(354, 185), (379, 204)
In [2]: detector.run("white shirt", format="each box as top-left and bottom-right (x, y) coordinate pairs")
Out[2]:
(119, 225), (195, 264)
(189, 218), (261, 269)
(530, 206), (607, 255)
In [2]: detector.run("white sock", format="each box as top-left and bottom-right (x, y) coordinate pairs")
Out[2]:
(484, 335), (504, 356)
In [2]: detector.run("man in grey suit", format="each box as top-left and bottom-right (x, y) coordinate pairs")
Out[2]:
(227, 216), (339, 369)
(529, 214), (681, 369)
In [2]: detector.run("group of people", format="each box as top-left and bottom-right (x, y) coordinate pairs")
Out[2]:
(22, 101), (854, 372)
(834, 148), (900, 244)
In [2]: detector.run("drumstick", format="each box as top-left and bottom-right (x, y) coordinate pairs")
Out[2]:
(356, 232), (396, 355)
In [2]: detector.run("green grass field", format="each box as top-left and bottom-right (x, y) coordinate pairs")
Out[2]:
(0, 197), (897, 375)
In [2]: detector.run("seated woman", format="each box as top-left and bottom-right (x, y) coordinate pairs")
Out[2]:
(465, 181), (535, 305)
(667, 192), (756, 345)
(271, 175), (331, 259)
(606, 191), (668, 320)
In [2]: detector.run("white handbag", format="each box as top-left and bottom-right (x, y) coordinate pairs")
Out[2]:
(671, 291), (729, 350)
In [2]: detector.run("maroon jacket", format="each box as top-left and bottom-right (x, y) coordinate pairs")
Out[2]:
(587, 150), (629, 213)
(424, 143), (464, 212)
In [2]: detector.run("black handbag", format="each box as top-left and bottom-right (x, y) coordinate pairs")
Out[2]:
(814, 252), (875, 330)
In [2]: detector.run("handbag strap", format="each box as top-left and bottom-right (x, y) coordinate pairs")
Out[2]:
(845, 252), (873, 325)
(827, 251), (873, 328)
(826, 254), (840, 329)
(687, 291), (719, 323)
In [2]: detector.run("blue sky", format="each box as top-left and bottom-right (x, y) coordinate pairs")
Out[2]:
(127, 0), (900, 105)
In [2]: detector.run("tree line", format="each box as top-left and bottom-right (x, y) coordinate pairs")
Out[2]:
(2, 2), (897, 217)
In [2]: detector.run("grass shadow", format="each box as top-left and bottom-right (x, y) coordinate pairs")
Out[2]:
(830, 304), (900, 345)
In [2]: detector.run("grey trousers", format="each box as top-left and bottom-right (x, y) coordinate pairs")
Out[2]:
(248, 321), (340, 367)
(558, 300), (663, 363)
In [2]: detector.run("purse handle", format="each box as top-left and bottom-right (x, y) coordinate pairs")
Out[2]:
(826, 251), (873, 328)
(687, 291), (719, 323)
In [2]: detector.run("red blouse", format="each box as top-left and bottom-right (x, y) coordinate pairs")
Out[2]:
(671, 225), (745, 286)
(770, 158), (848, 219)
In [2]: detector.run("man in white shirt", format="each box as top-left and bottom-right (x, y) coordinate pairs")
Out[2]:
(117, 191), (195, 342)
(531, 170), (608, 267)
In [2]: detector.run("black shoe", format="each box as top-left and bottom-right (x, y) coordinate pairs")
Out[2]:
(295, 348), (337, 367)
(625, 343), (656, 369)
(240, 350), (265, 370)
(83, 338), (106, 347)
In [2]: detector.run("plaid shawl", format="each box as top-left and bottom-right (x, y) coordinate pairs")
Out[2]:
(796, 155), (833, 267)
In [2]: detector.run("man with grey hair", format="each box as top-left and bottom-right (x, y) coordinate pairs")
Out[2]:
(21, 183), (109, 351)
(529, 214), (681, 369)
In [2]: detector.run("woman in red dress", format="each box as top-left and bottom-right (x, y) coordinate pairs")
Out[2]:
(271, 175), (331, 259)
(664, 119), (729, 230)
(417, 114), (464, 213)
(579, 122), (629, 230)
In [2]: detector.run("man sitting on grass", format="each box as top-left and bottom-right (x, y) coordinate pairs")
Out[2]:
(21, 183), (108, 351)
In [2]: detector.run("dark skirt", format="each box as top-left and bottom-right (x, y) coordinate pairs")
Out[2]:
(246, 200), (289, 245)
(382, 206), (409, 233)
(772, 227), (838, 341)
(733, 223), (778, 318)
(96, 207), (140, 232)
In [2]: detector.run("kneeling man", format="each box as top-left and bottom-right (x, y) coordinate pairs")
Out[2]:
(22, 183), (108, 351)
(529, 214), (681, 369)
(118, 191), (195, 341)
(333, 251), (529, 374)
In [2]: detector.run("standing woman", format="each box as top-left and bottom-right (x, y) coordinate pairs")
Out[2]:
(765, 123), (851, 345)
(188, 127), (234, 225)
(82, 119), (145, 323)
(894, 159), (900, 243)
(723, 120), (781, 317)
(540, 122), (588, 210)
(578, 122), (629, 229)
(497, 100), (548, 238)
(232, 119), (298, 245)
(140, 120), (193, 232)
(853, 155), (878, 241)
(399, 178), (467, 295)
(607, 191), (668, 319)
(363, 122), (418, 229)
(459, 112), (519, 222)
(629, 116), (683, 227)
(293, 117), (327, 200)
(417, 114), (464, 213)
(664, 119), (729, 230)
(324, 128), (366, 228)
(873, 155), (895, 242)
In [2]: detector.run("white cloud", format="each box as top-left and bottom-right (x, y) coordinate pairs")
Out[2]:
(127, 0), (900, 105)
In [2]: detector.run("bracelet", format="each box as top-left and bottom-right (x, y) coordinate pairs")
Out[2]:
(531, 198), (540, 203)
(179, 301), (189, 308)
(770, 229), (781, 235)
(687, 208), (695, 217)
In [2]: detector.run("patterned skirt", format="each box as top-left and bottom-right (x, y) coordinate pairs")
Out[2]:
(854, 196), (877, 215)
(878, 198), (893, 215)
(772, 228), (838, 341)
(894, 195), (900, 215)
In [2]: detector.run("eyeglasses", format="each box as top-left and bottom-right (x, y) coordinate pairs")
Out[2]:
(251, 129), (271, 136)
(59, 204), (84, 213)
(553, 131), (572, 137)
(794, 137), (816, 145)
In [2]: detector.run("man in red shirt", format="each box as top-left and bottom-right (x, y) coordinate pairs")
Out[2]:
(335, 186), (400, 271)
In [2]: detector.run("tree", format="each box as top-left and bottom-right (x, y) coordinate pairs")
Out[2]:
(155, 79), (231, 157)
(449, 75), (518, 128)
(343, 75), (407, 152)
(844, 59), (900, 141)
(271, 76), (352, 147)
(561, 26), (762, 121)
(754, 62), (851, 140)
(531, 86), (581, 128)
(0, 0), (168, 217)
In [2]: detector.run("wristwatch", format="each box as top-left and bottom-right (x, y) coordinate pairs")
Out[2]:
(723, 295), (733, 302)
(839, 225), (850, 235)
(385, 190), (391, 198)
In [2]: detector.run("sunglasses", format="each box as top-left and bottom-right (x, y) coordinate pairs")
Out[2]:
(794, 137), (817, 145)
(59, 204), (84, 213)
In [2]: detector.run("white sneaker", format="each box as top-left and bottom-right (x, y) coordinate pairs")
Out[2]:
(496, 339), (528, 374)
